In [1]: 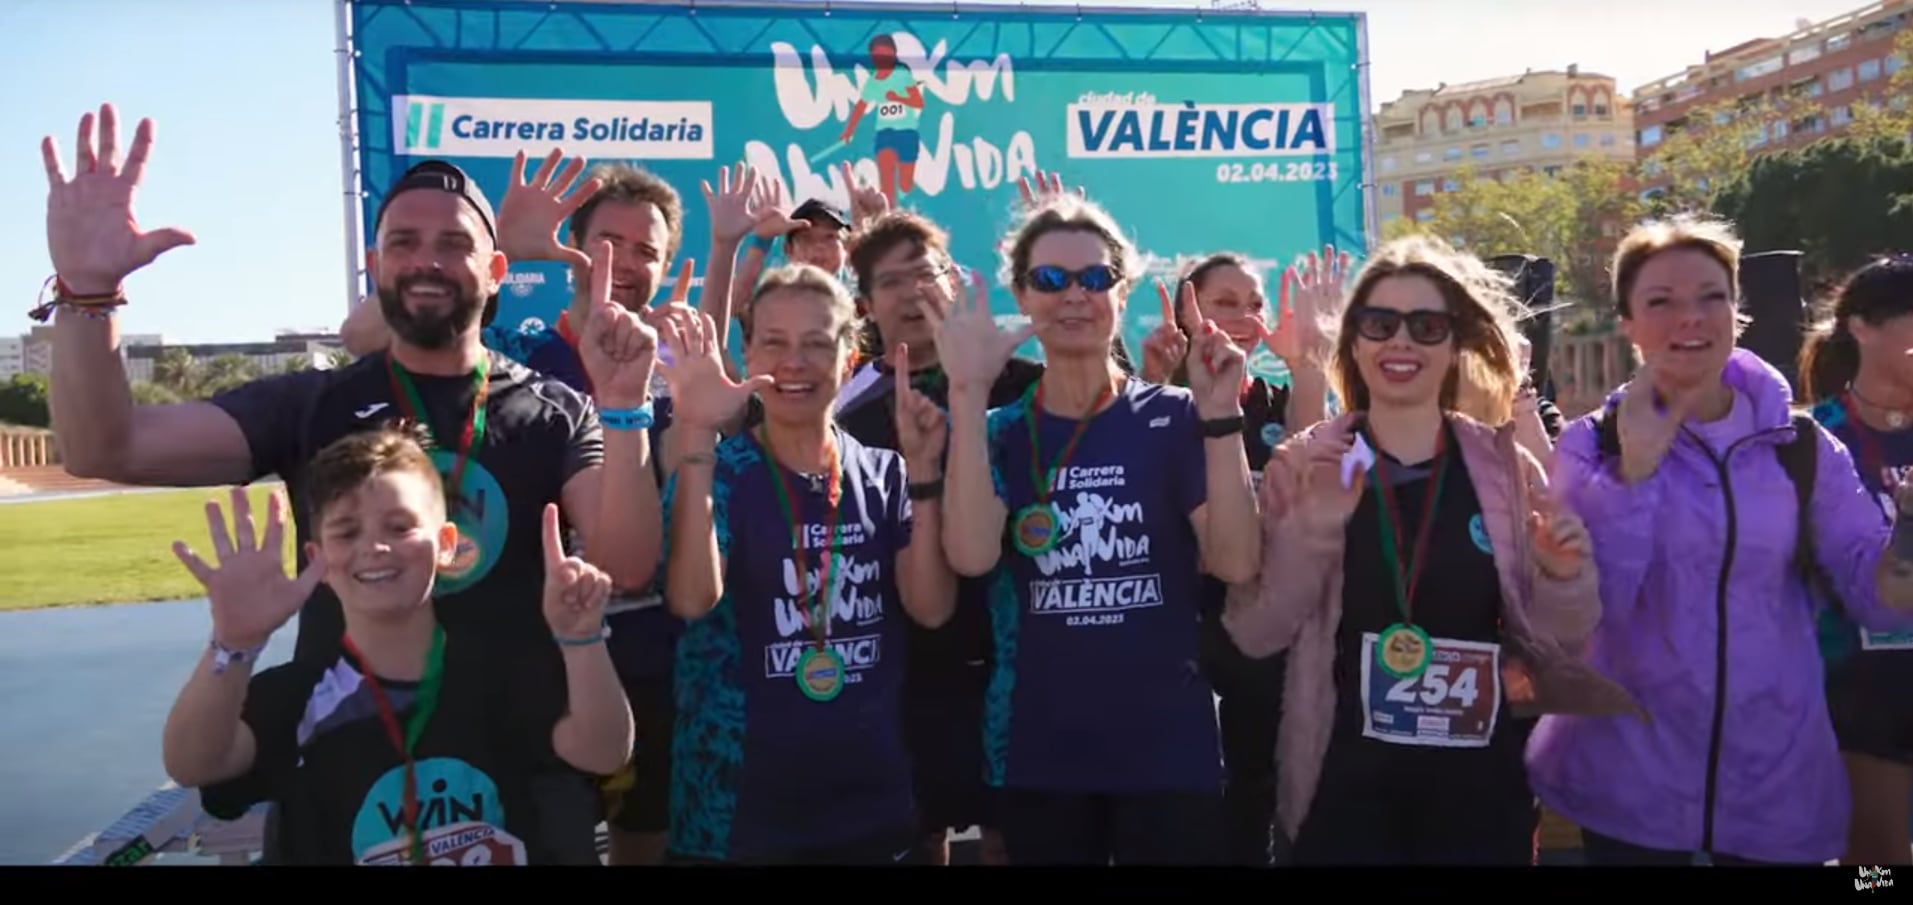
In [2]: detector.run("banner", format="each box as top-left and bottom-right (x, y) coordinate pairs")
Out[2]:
(345, 0), (1372, 382)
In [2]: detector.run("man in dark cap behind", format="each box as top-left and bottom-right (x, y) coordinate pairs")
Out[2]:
(38, 104), (662, 670)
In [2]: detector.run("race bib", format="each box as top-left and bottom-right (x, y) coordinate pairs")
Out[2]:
(1861, 628), (1913, 651)
(1359, 633), (1501, 749)
(359, 821), (529, 867)
(877, 100), (908, 121)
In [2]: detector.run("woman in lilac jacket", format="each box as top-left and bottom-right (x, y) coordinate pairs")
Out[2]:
(1528, 216), (1913, 865)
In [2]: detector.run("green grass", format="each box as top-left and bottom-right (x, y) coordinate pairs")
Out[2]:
(0, 485), (294, 611)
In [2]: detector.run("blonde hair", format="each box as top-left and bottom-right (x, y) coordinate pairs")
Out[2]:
(1330, 235), (1525, 417)
(1611, 214), (1748, 334)
(743, 264), (863, 350)
(999, 194), (1144, 293)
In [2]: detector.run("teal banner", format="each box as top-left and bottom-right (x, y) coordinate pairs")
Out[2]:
(347, 0), (1372, 382)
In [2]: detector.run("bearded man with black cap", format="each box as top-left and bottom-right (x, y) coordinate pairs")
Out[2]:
(37, 105), (664, 671)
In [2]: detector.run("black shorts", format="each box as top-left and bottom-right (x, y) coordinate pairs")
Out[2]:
(666, 826), (924, 866)
(1827, 648), (1913, 766)
(903, 672), (993, 834)
(995, 788), (1225, 865)
(603, 675), (674, 834)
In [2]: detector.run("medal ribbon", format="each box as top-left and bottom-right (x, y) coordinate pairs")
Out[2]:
(763, 432), (844, 652)
(1370, 427), (1450, 626)
(555, 312), (597, 396)
(1021, 380), (1115, 503)
(386, 355), (491, 509)
(1844, 392), (1890, 488)
(342, 625), (447, 865)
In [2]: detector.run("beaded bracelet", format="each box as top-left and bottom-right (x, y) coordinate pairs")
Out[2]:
(27, 275), (127, 323)
(555, 617), (611, 647)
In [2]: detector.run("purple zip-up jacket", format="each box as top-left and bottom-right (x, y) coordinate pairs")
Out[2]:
(1527, 349), (1913, 864)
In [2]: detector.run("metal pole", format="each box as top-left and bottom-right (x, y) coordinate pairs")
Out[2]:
(1353, 11), (1378, 254)
(334, 0), (366, 313)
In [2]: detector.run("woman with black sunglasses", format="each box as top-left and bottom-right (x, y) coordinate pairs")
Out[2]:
(930, 194), (1262, 865)
(1223, 236), (1635, 865)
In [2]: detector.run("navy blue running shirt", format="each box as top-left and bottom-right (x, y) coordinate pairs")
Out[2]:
(661, 427), (917, 861)
(982, 379), (1223, 794)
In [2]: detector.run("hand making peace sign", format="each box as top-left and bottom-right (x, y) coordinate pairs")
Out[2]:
(892, 343), (948, 478)
(172, 489), (325, 652)
(539, 503), (614, 641)
(43, 104), (196, 295)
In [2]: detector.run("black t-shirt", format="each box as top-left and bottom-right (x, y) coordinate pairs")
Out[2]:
(1198, 377), (1291, 699)
(1332, 430), (1526, 763)
(200, 637), (598, 865)
(834, 356), (1046, 689)
(210, 352), (603, 660)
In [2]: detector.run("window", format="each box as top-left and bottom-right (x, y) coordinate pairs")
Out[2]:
(1494, 103), (1514, 125)
(1468, 113), (1488, 128)
(1382, 184), (1397, 196)
(1830, 67), (1855, 91)
(1415, 209), (1434, 223)
(1736, 55), (1784, 82)
(1803, 79), (1824, 98)
(1789, 45), (1822, 66)
(1600, 132), (1617, 146)
(1860, 59), (1883, 82)
(1831, 104), (1854, 127)
(1829, 32), (1852, 52)
(1573, 133), (1590, 148)
(1572, 103), (1588, 118)
(1442, 178), (1459, 192)
(1414, 180), (1434, 196)
(1641, 159), (1664, 177)
(1471, 143), (1490, 159)
(1594, 103), (1610, 117)
(1541, 132), (1563, 149)
(1500, 139), (1521, 155)
(1415, 151), (1434, 164)
(1640, 124), (1663, 146)
(1381, 156), (1397, 172)
(1889, 54), (1906, 76)
(1444, 146), (1463, 161)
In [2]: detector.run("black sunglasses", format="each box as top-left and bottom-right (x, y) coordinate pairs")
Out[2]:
(1354, 307), (1456, 345)
(1023, 264), (1121, 293)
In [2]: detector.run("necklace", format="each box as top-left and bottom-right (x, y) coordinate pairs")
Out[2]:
(1849, 382), (1913, 430)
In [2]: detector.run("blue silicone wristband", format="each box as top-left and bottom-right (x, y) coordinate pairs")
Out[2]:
(556, 618), (610, 647)
(601, 404), (655, 432)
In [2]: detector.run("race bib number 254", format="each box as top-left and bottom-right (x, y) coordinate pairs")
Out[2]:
(1359, 633), (1502, 749)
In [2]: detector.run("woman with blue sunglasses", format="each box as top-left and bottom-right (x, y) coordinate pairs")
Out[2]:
(929, 193), (1262, 864)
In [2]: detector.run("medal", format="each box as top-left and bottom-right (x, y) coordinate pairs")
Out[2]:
(1012, 503), (1061, 556)
(1369, 426), (1449, 674)
(796, 647), (847, 701)
(386, 354), (491, 581)
(1015, 379), (1115, 558)
(763, 429), (846, 703)
(1377, 622), (1433, 679)
(343, 625), (447, 866)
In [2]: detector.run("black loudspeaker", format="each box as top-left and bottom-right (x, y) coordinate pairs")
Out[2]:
(1737, 250), (1807, 393)
(1486, 254), (1556, 395)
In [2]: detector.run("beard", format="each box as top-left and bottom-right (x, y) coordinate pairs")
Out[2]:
(379, 273), (486, 350)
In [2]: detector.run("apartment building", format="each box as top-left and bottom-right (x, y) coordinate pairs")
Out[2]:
(1632, 0), (1910, 181)
(1371, 66), (1639, 226)
(6, 327), (336, 384)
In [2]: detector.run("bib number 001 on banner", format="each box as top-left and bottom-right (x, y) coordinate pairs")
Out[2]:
(1359, 633), (1502, 749)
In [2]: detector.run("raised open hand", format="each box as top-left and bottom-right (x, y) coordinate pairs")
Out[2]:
(658, 307), (773, 431)
(892, 343), (948, 476)
(1294, 415), (1369, 535)
(702, 163), (762, 245)
(1268, 246), (1348, 366)
(1176, 280), (1247, 418)
(498, 148), (602, 268)
(1138, 279), (1190, 384)
(172, 488), (324, 651)
(839, 161), (889, 227)
(1528, 477), (1590, 580)
(43, 104), (196, 295)
(539, 503), (613, 640)
(1614, 366), (1691, 484)
(749, 178), (804, 242)
(578, 241), (660, 408)
(1016, 171), (1085, 209)
(923, 266), (1029, 391)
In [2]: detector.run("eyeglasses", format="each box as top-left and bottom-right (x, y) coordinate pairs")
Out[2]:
(1022, 264), (1121, 293)
(1353, 307), (1456, 345)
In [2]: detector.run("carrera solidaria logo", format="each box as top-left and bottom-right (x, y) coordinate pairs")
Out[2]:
(1857, 866), (1894, 891)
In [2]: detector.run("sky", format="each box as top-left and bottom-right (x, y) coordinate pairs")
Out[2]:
(0, 0), (1879, 344)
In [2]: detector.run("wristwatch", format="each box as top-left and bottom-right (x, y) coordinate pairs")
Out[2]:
(209, 636), (267, 676)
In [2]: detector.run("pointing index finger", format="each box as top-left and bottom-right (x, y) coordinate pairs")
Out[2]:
(670, 258), (697, 305)
(590, 240), (615, 311)
(541, 503), (565, 571)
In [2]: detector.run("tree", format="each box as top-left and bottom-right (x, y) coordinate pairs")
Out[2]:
(199, 354), (259, 398)
(1846, 29), (1913, 145)
(1387, 157), (1639, 307)
(0, 374), (50, 427)
(1712, 136), (1913, 289)
(130, 381), (181, 405)
(1640, 94), (1806, 215)
(152, 347), (201, 398)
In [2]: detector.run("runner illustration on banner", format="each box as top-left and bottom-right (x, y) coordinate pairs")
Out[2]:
(832, 33), (928, 207)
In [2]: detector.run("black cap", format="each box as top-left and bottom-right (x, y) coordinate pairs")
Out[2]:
(373, 160), (502, 326)
(790, 198), (851, 233)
